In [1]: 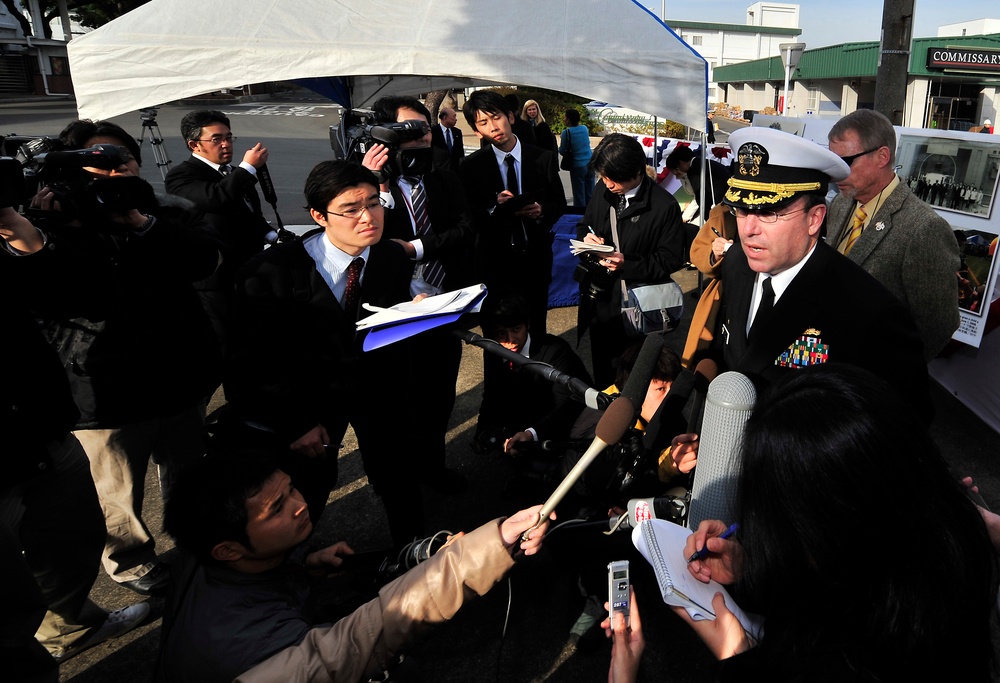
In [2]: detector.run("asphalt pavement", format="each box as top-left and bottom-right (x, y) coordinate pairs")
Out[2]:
(2, 96), (996, 682)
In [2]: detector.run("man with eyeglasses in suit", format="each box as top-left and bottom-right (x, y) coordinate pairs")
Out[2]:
(224, 160), (425, 547)
(714, 127), (930, 420)
(165, 110), (275, 358)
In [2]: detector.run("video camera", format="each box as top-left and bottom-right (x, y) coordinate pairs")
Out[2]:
(0, 135), (155, 221)
(329, 108), (432, 181)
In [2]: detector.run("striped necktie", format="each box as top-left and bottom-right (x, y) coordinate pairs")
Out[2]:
(843, 204), (867, 254)
(404, 178), (446, 290)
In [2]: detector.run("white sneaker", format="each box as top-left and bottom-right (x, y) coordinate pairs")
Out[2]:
(54, 602), (151, 663)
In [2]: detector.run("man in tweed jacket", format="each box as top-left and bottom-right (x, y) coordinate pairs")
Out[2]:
(826, 110), (959, 360)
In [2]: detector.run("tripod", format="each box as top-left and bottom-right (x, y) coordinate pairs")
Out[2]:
(137, 107), (172, 180)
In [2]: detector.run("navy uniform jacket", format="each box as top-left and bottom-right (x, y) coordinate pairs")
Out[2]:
(717, 240), (930, 419)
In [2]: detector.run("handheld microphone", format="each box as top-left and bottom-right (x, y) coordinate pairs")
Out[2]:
(687, 371), (755, 531)
(522, 334), (664, 540)
(257, 163), (278, 205)
(256, 164), (294, 242)
(610, 494), (690, 531)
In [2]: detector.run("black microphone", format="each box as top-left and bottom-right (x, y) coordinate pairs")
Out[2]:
(256, 164), (294, 241)
(522, 334), (664, 539)
(257, 163), (278, 205)
(688, 371), (756, 531)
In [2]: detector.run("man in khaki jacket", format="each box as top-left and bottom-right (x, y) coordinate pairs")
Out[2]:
(159, 455), (550, 683)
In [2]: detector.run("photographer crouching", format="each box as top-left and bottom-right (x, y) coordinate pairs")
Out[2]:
(13, 120), (221, 598)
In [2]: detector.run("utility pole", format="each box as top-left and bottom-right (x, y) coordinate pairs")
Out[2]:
(874, 0), (915, 125)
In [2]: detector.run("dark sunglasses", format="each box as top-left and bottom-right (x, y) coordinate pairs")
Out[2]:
(839, 146), (881, 167)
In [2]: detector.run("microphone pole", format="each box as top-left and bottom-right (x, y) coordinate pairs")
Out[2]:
(522, 334), (665, 540)
(450, 327), (610, 411)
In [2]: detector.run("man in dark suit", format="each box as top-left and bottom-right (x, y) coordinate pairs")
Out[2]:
(431, 106), (464, 172)
(224, 161), (422, 547)
(165, 110), (274, 356)
(460, 89), (566, 334)
(716, 127), (930, 419)
(475, 293), (592, 455)
(362, 94), (474, 492)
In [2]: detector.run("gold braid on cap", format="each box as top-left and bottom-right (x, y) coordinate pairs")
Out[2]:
(725, 179), (823, 206)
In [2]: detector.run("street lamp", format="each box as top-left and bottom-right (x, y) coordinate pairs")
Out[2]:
(779, 42), (806, 116)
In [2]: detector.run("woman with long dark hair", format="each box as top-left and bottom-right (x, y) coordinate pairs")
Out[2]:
(606, 365), (998, 682)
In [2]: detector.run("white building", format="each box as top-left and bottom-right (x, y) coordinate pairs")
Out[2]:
(665, 2), (801, 103)
(938, 19), (1000, 37)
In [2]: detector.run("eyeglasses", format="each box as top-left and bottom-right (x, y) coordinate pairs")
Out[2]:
(839, 146), (881, 167)
(728, 206), (808, 223)
(195, 134), (237, 145)
(325, 197), (388, 220)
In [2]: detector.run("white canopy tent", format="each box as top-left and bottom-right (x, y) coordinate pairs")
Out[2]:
(67, 0), (707, 130)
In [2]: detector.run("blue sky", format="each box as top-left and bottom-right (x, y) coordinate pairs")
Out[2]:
(645, 1), (991, 49)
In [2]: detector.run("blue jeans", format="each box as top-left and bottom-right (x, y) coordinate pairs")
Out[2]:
(569, 165), (595, 209)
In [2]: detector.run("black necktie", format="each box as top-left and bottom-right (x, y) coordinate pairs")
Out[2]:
(220, 164), (233, 176)
(504, 154), (519, 194)
(342, 257), (364, 319)
(504, 154), (528, 251)
(749, 276), (774, 340)
(617, 194), (627, 219)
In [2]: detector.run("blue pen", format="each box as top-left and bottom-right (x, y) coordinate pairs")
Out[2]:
(687, 522), (739, 564)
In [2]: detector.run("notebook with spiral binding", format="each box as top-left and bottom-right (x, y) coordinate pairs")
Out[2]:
(632, 519), (757, 631)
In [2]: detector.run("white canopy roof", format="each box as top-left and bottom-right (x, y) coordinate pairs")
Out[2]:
(68, 0), (707, 130)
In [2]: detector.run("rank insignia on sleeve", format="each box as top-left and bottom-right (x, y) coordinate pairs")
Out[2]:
(775, 329), (829, 368)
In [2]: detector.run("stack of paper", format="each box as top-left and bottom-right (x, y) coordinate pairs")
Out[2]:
(569, 239), (615, 256)
(356, 284), (487, 351)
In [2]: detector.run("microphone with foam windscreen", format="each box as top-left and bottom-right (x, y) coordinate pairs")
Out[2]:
(522, 334), (664, 540)
(687, 371), (756, 531)
(686, 358), (718, 435)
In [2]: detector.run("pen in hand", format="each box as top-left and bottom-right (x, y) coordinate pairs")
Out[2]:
(687, 522), (739, 564)
(711, 226), (722, 238)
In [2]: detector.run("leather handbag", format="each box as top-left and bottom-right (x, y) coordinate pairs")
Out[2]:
(609, 207), (684, 337)
(560, 130), (573, 170)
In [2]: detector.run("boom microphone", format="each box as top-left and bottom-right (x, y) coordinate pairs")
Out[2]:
(523, 334), (664, 539)
(686, 358), (719, 434)
(687, 371), (756, 531)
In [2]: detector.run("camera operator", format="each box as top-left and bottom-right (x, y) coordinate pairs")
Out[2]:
(1, 213), (149, 672)
(22, 119), (221, 597)
(360, 94), (475, 493)
(576, 134), (687, 387)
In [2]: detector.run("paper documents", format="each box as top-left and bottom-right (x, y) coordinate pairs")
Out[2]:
(632, 519), (761, 638)
(569, 239), (615, 256)
(356, 283), (487, 351)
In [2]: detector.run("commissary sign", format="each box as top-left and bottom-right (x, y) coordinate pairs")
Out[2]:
(927, 47), (1000, 73)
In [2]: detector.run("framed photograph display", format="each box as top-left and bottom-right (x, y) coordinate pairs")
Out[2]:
(896, 127), (1000, 346)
